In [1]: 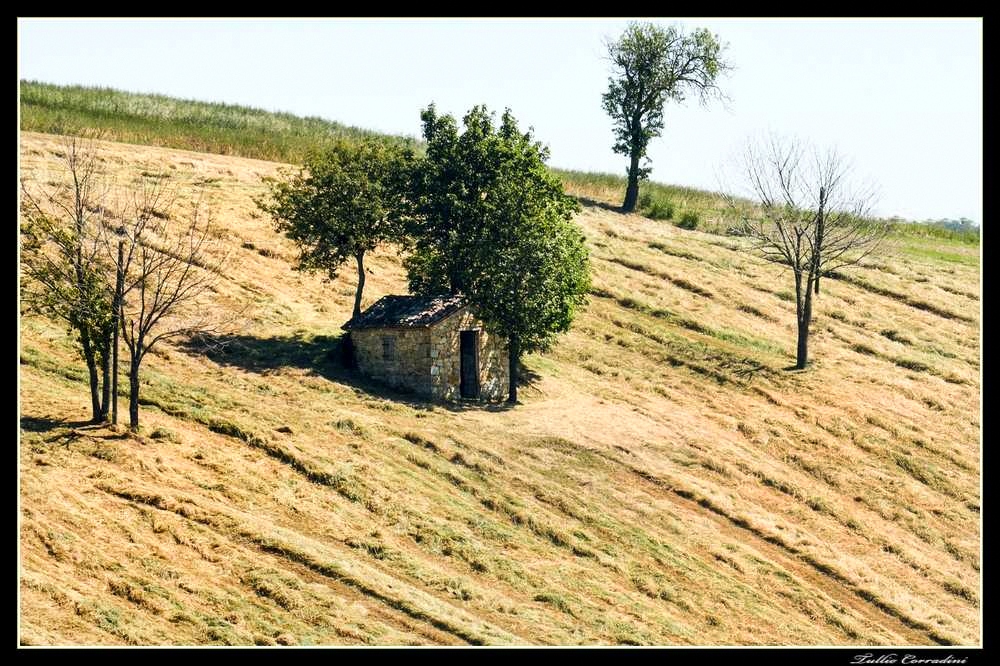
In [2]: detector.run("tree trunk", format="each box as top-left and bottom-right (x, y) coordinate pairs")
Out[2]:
(128, 355), (141, 431)
(80, 332), (102, 422)
(353, 252), (366, 321)
(112, 329), (120, 425)
(112, 241), (124, 425)
(795, 319), (809, 369)
(507, 337), (520, 404)
(622, 151), (641, 213)
(795, 275), (815, 370)
(99, 341), (111, 422)
(73, 231), (103, 421)
(813, 186), (826, 296)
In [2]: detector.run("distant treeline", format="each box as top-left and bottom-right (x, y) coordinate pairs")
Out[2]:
(885, 217), (980, 244)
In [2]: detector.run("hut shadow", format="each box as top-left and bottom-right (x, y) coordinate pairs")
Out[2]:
(180, 332), (524, 413)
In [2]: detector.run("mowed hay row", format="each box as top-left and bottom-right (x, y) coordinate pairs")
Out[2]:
(19, 132), (980, 646)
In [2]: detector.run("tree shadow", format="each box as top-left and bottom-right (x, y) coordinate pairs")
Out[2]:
(517, 365), (542, 387)
(180, 332), (518, 413)
(20, 415), (93, 433)
(19, 415), (115, 447)
(719, 359), (774, 382)
(574, 195), (625, 215)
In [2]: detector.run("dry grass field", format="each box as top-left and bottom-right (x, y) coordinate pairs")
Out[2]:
(19, 131), (980, 646)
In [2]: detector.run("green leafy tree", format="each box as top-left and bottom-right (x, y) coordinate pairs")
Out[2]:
(20, 136), (116, 423)
(408, 105), (590, 403)
(602, 21), (730, 213)
(257, 139), (414, 320)
(404, 105), (482, 296)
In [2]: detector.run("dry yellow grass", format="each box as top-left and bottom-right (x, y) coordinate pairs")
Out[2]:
(19, 131), (980, 646)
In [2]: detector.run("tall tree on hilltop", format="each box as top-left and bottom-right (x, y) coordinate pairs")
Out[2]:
(603, 21), (730, 213)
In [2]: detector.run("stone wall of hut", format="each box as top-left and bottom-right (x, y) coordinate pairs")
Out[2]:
(351, 307), (509, 401)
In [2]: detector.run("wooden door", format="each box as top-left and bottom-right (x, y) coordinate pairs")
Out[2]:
(460, 330), (479, 399)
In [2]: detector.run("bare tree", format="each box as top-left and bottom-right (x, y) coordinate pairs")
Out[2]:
(726, 136), (887, 369)
(21, 135), (229, 431)
(111, 179), (227, 431)
(20, 136), (116, 422)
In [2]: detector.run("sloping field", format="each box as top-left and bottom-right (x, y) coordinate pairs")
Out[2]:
(19, 131), (981, 646)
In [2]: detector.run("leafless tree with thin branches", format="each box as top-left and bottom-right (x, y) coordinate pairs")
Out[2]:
(108, 178), (229, 431)
(725, 135), (888, 369)
(22, 135), (233, 431)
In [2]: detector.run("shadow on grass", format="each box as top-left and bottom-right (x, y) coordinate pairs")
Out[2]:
(180, 332), (523, 413)
(20, 415), (119, 447)
(727, 361), (772, 381)
(517, 365), (541, 388)
(574, 195), (626, 215)
(20, 415), (93, 433)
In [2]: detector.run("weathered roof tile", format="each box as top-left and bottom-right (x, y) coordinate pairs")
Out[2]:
(343, 295), (467, 330)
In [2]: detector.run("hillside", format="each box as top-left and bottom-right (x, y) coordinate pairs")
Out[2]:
(22, 81), (982, 243)
(18, 131), (981, 646)
(19, 80), (419, 163)
(15, 81), (792, 236)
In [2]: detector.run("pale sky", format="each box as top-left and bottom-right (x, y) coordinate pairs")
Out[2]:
(17, 18), (983, 223)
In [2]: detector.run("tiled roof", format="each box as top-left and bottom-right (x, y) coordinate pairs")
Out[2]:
(342, 295), (468, 330)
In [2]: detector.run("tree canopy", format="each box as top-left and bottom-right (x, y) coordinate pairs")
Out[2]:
(602, 21), (729, 212)
(408, 104), (590, 402)
(257, 139), (414, 319)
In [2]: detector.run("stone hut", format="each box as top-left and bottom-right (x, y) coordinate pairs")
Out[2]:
(343, 295), (509, 401)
